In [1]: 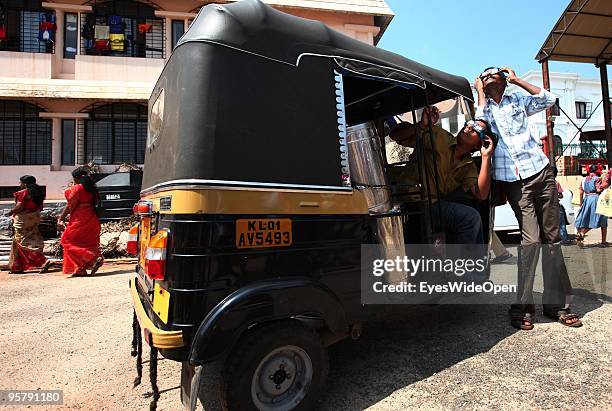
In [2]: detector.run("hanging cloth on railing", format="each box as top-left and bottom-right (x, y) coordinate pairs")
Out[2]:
(138, 23), (152, 34)
(108, 15), (124, 34)
(0, 5), (6, 42)
(94, 24), (110, 40)
(110, 33), (125, 51)
(39, 12), (56, 43)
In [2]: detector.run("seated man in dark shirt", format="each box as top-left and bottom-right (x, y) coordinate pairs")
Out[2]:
(389, 106), (494, 244)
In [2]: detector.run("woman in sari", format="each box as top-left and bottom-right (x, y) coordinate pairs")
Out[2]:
(575, 164), (607, 247)
(58, 167), (103, 276)
(8, 175), (48, 273)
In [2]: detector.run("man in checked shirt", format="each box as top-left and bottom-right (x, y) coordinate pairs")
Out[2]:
(475, 67), (582, 330)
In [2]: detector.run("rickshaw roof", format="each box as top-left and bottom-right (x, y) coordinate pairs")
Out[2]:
(178, 0), (473, 103)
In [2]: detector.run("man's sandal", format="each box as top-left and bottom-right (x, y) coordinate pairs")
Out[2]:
(545, 310), (583, 328)
(510, 313), (534, 330)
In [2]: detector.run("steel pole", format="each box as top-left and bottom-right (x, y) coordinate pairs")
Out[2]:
(541, 59), (555, 165)
(599, 63), (612, 168)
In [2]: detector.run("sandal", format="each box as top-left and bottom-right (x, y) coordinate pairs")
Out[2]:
(89, 257), (104, 276)
(510, 312), (534, 330)
(71, 270), (88, 277)
(599, 242), (609, 248)
(39, 260), (52, 274)
(575, 233), (585, 248)
(545, 309), (583, 328)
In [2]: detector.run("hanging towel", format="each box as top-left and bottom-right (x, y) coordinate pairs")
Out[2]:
(109, 33), (124, 51)
(94, 39), (110, 51)
(138, 23), (152, 33)
(38, 12), (56, 42)
(94, 25), (110, 40)
(108, 15), (123, 34)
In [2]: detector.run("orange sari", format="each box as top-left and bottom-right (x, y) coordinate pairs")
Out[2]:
(61, 184), (101, 274)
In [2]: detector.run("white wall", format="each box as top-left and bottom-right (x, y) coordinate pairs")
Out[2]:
(516, 71), (611, 145)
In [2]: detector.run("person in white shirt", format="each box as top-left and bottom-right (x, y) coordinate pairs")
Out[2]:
(475, 67), (582, 330)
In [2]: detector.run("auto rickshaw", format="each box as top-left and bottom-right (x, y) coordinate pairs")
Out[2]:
(128, 1), (491, 409)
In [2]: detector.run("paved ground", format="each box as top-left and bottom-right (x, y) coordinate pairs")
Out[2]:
(0, 230), (610, 410)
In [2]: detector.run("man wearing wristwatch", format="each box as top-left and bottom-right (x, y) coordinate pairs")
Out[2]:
(475, 67), (582, 330)
(389, 106), (495, 245)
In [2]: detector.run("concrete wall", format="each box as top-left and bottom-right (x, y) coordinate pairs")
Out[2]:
(75, 55), (166, 83)
(0, 165), (72, 198)
(0, 51), (53, 78)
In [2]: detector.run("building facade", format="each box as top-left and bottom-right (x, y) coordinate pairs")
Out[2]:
(0, 0), (393, 199)
(509, 71), (611, 175)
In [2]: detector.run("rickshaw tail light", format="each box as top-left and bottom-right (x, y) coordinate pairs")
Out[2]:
(144, 230), (168, 281)
(126, 225), (139, 255)
(134, 200), (153, 216)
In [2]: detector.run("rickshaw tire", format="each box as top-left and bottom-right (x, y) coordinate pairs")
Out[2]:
(220, 319), (328, 411)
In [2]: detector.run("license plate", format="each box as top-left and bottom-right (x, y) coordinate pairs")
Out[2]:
(236, 218), (292, 249)
(105, 194), (120, 200)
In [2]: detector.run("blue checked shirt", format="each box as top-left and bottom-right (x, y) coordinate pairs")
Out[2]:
(475, 88), (556, 182)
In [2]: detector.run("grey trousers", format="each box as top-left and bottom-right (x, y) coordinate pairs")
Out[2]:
(497, 165), (573, 314)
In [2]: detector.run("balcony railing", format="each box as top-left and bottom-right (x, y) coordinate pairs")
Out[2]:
(79, 12), (165, 58)
(562, 142), (607, 159)
(0, 6), (55, 54)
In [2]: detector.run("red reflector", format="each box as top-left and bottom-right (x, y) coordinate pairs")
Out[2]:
(145, 259), (166, 280)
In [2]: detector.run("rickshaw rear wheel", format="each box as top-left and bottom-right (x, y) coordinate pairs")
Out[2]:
(220, 319), (328, 411)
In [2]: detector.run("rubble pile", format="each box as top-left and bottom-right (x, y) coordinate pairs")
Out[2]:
(99, 215), (138, 258)
(44, 215), (137, 259)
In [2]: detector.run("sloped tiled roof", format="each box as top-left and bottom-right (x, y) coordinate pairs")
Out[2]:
(198, 0), (394, 42)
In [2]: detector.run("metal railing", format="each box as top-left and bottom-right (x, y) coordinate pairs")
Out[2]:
(79, 12), (165, 58)
(553, 98), (610, 162)
(0, 8), (56, 54)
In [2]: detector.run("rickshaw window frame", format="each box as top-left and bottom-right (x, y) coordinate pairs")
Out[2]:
(147, 87), (165, 150)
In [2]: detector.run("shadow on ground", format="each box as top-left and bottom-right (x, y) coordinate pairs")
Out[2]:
(192, 287), (606, 410)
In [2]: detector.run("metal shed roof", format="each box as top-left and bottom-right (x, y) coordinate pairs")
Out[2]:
(535, 0), (612, 64)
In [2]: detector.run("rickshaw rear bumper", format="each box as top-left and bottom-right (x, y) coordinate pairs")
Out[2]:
(130, 277), (185, 349)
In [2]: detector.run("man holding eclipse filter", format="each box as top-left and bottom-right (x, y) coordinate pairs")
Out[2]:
(389, 106), (495, 245)
(475, 67), (582, 330)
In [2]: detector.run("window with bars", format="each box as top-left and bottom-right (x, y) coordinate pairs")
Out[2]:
(0, 1), (56, 53)
(575, 101), (592, 119)
(83, 103), (147, 165)
(79, 0), (164, 58)
(0, 100), (51, 165)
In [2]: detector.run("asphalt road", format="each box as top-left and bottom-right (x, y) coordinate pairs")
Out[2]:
(0, 244), (610, 410)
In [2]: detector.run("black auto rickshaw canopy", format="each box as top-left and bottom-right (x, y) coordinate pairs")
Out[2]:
(143, 0), (473, 194)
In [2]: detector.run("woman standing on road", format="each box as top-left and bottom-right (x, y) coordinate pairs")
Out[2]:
(58, 167), (103, 276)
(575, 164), (607, 247)
(8, 175), (48, 273)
